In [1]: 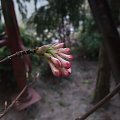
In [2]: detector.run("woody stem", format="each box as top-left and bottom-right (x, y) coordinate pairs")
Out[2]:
(0, 48), (37, 64)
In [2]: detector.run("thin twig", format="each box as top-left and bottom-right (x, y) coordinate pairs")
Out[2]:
(0, 48), (37, 64)
(0, 72), (39, 119)
(75, 82), (120, 120)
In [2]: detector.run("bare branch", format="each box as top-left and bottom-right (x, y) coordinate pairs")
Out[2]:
(0, 72), (39, 119)
(75, 82), (120, 120)
(0, 48), (37, 64)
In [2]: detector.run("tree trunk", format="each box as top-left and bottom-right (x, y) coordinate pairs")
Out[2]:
(93, 44), (110, 103)
(1, 0), (31, 96)
(88, 0), (120, 85)
(109, 0), (120, 26)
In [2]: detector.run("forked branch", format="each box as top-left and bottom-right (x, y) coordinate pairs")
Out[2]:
(0, 72), (39, 119)
(75, 82), (120, 120)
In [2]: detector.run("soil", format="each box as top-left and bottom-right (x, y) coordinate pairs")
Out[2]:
(0, 60), (120, 120)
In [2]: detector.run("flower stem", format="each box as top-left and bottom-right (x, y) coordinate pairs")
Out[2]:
(0, 48), (37, 64)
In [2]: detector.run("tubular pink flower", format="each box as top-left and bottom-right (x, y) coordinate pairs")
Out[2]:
(48, 61), (61, 77)
(61, 68), (71, 77)
(50, 56), (61, 67)
(35, 43), (73, 77)
(57, 52), (74, 60)
(58, 48), (71, 54)
(56, 55), (71, 69)
(44, 53), (61, 67)
(67, 68), (72, 74)
(53, 43), (64, 49)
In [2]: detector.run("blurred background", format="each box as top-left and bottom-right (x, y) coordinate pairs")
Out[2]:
(0, 0), (102, 79)
(0, 0), (120, 120)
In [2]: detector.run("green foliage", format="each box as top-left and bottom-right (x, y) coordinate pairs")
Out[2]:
(0, 0), (102, 81)
(0, 22), (4, 33)
(20, 27), (44, 66)
(0, 23), (14, 81)
(27, 0), (102, 60)
(74, 12), (102, 60)
(28, 0), (84, 35)
(0, 23), (52, 79)
(16, 0), (31, 19)
(20, 28), (39, 48)
(80, 32), (101, 59)
(0, 47), (14, 82)
(39, 60), (52, 77)
(20, 27), (54, 77)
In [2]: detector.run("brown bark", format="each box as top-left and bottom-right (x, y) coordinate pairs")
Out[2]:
(75, 0), (120, 119)
(93, 44), (110, 103)
(1, 0), (31, 97)
(88, 0), (120, 84)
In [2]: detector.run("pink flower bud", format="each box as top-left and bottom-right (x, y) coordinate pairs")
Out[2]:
(50, 56), (61, 67)
(53, 43), (64, 49)
(67, 68), (72, 74)
(48, 61), (61, 77)
(58, 48), (71, 54)
(56, 55), (71, 69)
(58, 52), (74, 60)
(61, 68), (71, 77)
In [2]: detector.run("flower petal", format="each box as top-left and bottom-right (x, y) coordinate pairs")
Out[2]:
(61, 68), (71, 77)
(58, 52), (74, 60)
(50, 56), (61, 67)
(56, 55), (71, 69)
(48, 61), (61, 77)
(53, 43), (64, 49)
(67, 68), (72, 74)
(58, 48), (71, 54)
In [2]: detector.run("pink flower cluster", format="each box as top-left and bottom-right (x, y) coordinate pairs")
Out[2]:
(36, 43), (73, 77)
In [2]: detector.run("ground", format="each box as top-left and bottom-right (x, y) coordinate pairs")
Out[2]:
(0, 60), (120, 120)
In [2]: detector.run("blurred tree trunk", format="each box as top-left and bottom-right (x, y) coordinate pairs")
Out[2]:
(109, 0), (120, 25)
(91, 0), (120, 103)
(88, 0), (120, 103)
(1, 0), (31, 96)
(92, 44), (110, 103)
